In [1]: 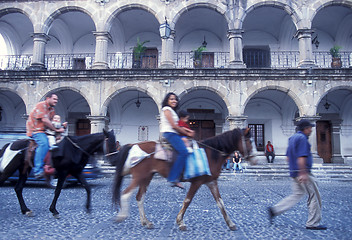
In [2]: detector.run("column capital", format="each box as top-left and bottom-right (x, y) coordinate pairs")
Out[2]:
(31, 32), (50, 42)
(92, 31), (112, 41)
(295, 115), (321, 123)
(227, 29), (244, 39)
(294, 29), (314, 39)
(226, 115), (248, 129)
(86, 115), (109, 121)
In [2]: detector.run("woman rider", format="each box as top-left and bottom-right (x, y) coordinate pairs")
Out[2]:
(160, 92), (194, 189)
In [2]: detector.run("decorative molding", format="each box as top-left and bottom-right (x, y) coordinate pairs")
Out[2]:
(95, 0), (109, 6)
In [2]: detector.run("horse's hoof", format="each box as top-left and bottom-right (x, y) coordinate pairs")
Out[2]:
(53, 213), (60, 219)
(229, 225), (237, 231)
(179, 225), (187, 231)
(25, 211), (35, 217)
(146, 223), (154, 229)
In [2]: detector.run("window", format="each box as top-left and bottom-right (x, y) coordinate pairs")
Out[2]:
(243, 47), (270, 68)
(248, 124), (264, 151)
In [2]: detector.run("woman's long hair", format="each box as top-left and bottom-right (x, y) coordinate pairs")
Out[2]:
(161, 92), (179, 110)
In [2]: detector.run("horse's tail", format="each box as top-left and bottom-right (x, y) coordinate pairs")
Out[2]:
(112, 144), (133, 206)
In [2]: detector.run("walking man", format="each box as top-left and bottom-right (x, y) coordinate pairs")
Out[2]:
(265, 141), (275, 163)
(26, 93), (65, 178)
(268, 119), (327, 230)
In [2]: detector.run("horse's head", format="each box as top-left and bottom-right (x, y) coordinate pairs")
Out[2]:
(103, 129), (118, 164)
(238, 128), (258, 165)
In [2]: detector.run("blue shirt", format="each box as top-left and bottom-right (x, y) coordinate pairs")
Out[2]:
(286, 131), (313, 178)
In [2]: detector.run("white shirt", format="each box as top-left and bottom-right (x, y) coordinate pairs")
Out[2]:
(160, 106), (179, 133)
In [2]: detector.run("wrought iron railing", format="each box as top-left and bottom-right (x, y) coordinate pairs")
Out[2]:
(174, 52), (229, 68)
(0, 51), (351, 70)
(313, 51), (352, 68)
(0, 55), (32, 70)
(45, 53), (95, 70)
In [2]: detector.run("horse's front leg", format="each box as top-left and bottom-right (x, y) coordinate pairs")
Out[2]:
(49, 171), (67, 218)
(206, 180), (237, 230)
(176, 181), (202, 231)
(15, 171), (33, 216)
(136, 177), (154, 229)
(72, 172), (91, 213)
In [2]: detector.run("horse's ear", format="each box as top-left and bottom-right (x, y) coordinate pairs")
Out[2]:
(103, 128), (108, 135)
(244, 127), (251, 136)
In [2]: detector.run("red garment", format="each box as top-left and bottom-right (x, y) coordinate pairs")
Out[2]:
(178, 120), (191, 130)
(178, 120), (191, 137)
(266, 144), (274, 153)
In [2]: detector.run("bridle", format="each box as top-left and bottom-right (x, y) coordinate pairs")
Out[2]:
(240, 131), (256, 161)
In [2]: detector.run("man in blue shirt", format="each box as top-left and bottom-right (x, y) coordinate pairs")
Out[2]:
(268, 119), (327, 230)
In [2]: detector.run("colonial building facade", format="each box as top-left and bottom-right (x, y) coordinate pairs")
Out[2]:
(0, 0), (351, 164)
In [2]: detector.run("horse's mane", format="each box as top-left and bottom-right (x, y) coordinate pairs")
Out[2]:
(200, 128), (241, 160)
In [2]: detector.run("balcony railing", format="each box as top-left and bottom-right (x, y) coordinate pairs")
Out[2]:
(0, 55), (32, 70)
(0, 51), (351, 70)
(45, 53), (95, 70)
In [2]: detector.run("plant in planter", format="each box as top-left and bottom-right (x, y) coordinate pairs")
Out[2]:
(191, 46), (206, 68)
(132, 37), (150, 68)
(330, 45), (342, 68)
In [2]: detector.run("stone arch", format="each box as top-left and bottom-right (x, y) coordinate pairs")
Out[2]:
(43, 6), (96, 34)
(0, 87), (27, 132)
(172, 2), (229, 29)
(45, 86), (91, 113)
(241, 1), (300, 30)
(105, 4), (160, 33)
(179, 85), (229, 110)
(102, 86), (158, 116)
(0, 7), (33, 21)
(311, 0), (352, 24)
(243, 85), (303, 116)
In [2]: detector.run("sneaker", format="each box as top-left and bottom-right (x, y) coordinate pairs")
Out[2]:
(34, 172), (45, 179)
(50, 145), (59, 151)
(187, 147), (193, 153)
(268, 207), (276, 224)
(306, 225), (327, 230)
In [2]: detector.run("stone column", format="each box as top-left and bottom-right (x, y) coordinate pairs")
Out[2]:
(29, 33), (50, 70)
(226, 115), (248, 130)
(92, 31), (110, 69)
(331, 119), (344, 163)
(160, 30), (175, 68)
(87, 115), (109, 133)
(227, 29), (246, 68)
(295, 29), (315, 68)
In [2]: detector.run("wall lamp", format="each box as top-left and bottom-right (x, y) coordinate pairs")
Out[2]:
(159, 17), (171, 39)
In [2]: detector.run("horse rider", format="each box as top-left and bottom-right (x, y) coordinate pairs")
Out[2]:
(26, 93), (65, 178)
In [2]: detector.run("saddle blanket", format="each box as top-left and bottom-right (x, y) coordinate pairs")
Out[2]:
(0, 143), (21, 172)
(124, 144), (153, 172)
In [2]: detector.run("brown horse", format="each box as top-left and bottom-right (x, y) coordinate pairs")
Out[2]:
(112, 128), (257, 231)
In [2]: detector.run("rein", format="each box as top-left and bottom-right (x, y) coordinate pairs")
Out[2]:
(66, 136), (92, 156)
(197, 140), (229, 157)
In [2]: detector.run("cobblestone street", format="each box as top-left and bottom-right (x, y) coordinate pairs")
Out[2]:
(0, 173), (351, 240)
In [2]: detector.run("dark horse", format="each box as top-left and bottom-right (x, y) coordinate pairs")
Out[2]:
(0, 129), (117, 218)
(112, 128), (257, 230)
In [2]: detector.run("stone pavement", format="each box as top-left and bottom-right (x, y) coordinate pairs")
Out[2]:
(0, 173), (351, 240)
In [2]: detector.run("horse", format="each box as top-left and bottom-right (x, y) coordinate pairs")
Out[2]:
(112, 128), (257, 231)
(0, 129), (117, 218)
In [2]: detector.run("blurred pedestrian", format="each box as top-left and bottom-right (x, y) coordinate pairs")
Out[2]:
(268, 119), (327, 230)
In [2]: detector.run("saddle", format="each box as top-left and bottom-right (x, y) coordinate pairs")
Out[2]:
(154, 137), (177, 162)
(23, 140), (55, 175)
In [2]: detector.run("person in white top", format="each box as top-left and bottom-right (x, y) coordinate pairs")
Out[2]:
(160, 92), (194, 189)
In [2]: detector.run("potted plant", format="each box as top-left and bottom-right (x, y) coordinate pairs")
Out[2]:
(132, 37), (150, 68)
(330, 45), (342, 68)
(192, 46), (206, 68)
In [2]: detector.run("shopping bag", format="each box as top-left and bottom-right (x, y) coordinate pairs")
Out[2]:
(184, 140), (211, 179)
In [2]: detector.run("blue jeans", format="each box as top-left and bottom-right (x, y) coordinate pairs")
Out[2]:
(163, 132), (189, 183)
(32, 132), (49, 175)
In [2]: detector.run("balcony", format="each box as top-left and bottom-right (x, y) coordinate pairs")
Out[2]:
(0, 51), (351, 70)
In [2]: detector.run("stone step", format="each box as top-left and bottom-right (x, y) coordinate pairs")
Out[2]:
(98, 162), (352, 181)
